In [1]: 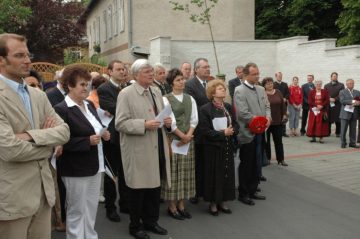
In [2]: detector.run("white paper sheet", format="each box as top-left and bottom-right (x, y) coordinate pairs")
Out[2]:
(312, 107), (320, 116)
(105, 165), (116, 183)
(99, 127), (107, 136)
(155, 104), (172, 127)
(212, 117), (227, 131)
(344, 105), (354, 113)
(97, 108), (113, 127)
(330, 102), (335, 108)
(50, 152), (56, 170)
(171, 140), (190, 156)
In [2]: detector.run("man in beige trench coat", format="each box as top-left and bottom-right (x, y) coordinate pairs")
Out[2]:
(0, 33), (70, 239)
(115, 59), (172, 239)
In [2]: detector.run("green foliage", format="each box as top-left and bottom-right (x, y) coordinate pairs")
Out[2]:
(255, 0), (290, 39)
(256, 0), (342, 41)
(286, 0), (342, 40)
(63, 52), (107, 67)
(169, 0), (221, 74)
(336, 0), (360, 46)
(170, 0), (218, 24)
(0, 0), (31, 33)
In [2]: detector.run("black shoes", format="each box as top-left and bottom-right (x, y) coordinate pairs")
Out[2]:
(167, 208), (185, 220)
(341, 143), (347, 148)
(250, 193), (266, 200)
(310, 138), (316, 143)
(106, 210), (121, 222)
(189, 197), (199, 204)
(349, 144), (360, 148)
(260, 176), (267, 181)
(218, 205), (232, 214)
(278, 161), (288, 166)
(283, 134), (289, 137)
(178, 208), (192, 219)
(208, 205), (219, 216)
(144, 223), (168, 235)
(238, 196), (255, 206)
(130, 230), (150, 239)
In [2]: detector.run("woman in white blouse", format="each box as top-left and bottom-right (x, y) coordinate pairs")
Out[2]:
(161, 68), (198, 220)
(54, 65), (110, 239)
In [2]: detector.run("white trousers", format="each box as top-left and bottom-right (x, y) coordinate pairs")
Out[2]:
(62, 174), (101, 239)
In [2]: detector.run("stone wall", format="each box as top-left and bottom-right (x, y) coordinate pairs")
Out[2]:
(150, 36), (360, 86)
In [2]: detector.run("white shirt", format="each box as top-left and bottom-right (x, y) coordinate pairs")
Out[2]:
(65, 95), (105, 173)
(163, 93), (198, 132)
(196, 76), (207, 88)
(244, 80), (254, 89)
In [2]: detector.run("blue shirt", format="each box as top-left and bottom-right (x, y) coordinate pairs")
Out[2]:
(0, 74), (34, 128)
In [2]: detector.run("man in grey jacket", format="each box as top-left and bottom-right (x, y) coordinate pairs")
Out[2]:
(234, 62), (271, 206)
(339, 79), (360, 148)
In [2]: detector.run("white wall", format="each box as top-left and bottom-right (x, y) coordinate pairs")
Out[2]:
(150, 36), (360, 86)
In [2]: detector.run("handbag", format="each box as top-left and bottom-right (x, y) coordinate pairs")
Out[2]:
(322, 112), (328, 122)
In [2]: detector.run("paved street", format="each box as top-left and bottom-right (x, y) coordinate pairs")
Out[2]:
(52, 132), (360, 239)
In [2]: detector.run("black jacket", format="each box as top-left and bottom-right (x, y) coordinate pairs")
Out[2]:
(54, 100), (104, 177)
(46, 87), (65, 107)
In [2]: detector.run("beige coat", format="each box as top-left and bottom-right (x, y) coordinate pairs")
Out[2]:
(0, 80), (70, 220)
(115, 82), (171, 189)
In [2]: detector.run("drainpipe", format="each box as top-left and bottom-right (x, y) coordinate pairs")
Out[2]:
(128, 0), (133, 54)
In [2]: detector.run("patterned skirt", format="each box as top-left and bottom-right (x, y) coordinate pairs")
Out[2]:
(161, 139), (196, 201)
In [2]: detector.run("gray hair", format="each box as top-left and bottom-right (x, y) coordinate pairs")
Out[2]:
(153, 63), (165, 72)
(314, 80), (323, 85)
(193, 58), (208, 74)
(131, 59), (153, 76)
(235, 65), (244, 71)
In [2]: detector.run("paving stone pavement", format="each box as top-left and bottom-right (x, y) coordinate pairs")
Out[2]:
(52, 131), (360, 239)
(280, 132), (360, 196)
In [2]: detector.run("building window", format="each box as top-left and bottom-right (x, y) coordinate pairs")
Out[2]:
(103, 10), (107, 42)
(107, 5), (113, 40)
(113, 0), (118, 36)
(119, 0), (125, 32)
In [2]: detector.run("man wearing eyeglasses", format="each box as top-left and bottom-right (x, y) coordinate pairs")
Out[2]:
(0, 33), (70, 239)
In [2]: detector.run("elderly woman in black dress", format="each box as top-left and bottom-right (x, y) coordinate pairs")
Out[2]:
(199, 79), (239, 216)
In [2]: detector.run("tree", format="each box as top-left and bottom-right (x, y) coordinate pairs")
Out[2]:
(286, 0), (342, 40)
(336, 0), (360, 46)
(255, 0), (342, 41)
(255, 0), (290, 39)
(0, 0), (31, 33)
(170, 0), (223, 76)
(20, 0), (85, 63)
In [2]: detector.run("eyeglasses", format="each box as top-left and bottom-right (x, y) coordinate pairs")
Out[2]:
(6, 53), (34, 60)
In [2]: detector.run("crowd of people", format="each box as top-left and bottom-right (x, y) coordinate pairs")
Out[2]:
(1, 33), (360, 239)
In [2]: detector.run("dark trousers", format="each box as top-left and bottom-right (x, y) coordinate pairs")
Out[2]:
(266, 125), (284, 163)
(255, 134), (265, 178)
(128, 187), (161, 232)
(238, 138), (259, 197)
(57, 171), (66, 222)
(300, 108), (309, 134)
(340, 119), (357, 146)
(103, 141), (129, 212)
(195, 143), (204, 197)
(329, 121), (341, 135)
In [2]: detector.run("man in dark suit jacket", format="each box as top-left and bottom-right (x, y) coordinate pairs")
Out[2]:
(184, 58), (211, 203)
(324, 72), (344, 137)
(274, 72), (290, 137)
(46, 70), (65, 107)
(339, 79), (360, 148)
(97, 60), (129, 222)
(153, 63), (172, 95)
(228, 65), (244, 101)
(300, 75), (315, 135)
(45, 69), (67, 231)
